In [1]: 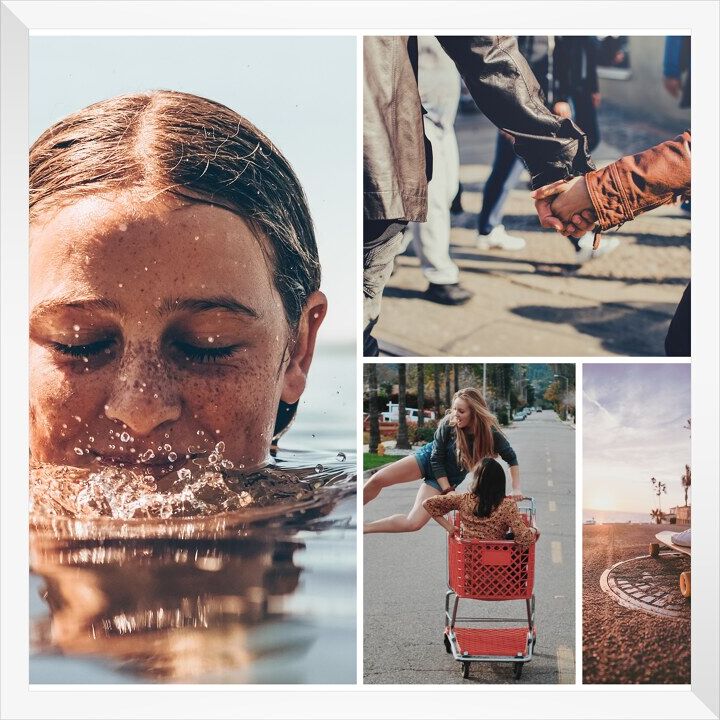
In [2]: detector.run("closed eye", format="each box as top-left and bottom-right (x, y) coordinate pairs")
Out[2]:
(172, 340), (242, 363)
(50, 338), (116, 357)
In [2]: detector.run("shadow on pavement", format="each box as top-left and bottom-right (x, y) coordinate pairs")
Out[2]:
(511, 301), (677, 355)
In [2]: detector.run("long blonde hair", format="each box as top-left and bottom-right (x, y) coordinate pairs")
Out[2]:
(448, 388), (500, 471)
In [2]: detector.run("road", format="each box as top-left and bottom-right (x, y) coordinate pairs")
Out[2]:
(375, 102), (690, 356)
(363, 410), (576, 684)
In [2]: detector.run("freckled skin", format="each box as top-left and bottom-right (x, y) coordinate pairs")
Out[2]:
(30, 193), (299, 477)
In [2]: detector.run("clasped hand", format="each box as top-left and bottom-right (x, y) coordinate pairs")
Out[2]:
(532, 175), (596, 238)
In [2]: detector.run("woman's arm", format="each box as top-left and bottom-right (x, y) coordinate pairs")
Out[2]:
(429, 419), (453, 492)
(423, 492), (462, 520)
(493, 428), (521, 494)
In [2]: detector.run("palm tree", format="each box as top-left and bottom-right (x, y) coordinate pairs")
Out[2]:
(650, 508), (664, 524)
(417, 364), (425, 429)
(681, 464), (691, 506)
(650, 476), (667, 512)
(368, 364), (380, 454)
(444, 363), (451, 409)
(453, 365), (460, 394)
(396, 364), (410, 449)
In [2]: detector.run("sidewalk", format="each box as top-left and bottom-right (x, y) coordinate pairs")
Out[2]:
(375, 103), (690, 357)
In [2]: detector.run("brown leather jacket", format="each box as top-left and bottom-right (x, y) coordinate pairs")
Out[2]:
(585, 131), (691, 230)
(364, 36), (595, 222)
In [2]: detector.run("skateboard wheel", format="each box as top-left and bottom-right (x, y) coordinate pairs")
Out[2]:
(680, 571), (691, 598)
(649, 542), (660, 558)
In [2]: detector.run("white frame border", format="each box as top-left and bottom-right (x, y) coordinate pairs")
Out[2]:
(2, 2), (718, 719)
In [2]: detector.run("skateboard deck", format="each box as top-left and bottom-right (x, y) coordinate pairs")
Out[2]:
(656, 531), (691, 556)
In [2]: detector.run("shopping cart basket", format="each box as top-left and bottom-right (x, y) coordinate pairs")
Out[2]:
(443, 496), (537, 680)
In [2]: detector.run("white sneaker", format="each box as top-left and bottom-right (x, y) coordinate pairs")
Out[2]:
(477, 224), (527, 251)
(574, 232), (620, 264)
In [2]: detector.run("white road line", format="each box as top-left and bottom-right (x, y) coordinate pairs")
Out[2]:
(551, 541), (563, 564)
(547, 479), (554, 487)
(549, 500), (557, 512)
(556, 645), (575, 684)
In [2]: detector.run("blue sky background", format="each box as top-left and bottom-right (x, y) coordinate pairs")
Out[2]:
(30, 36), (356, 345)
(583, 363), (691, 514)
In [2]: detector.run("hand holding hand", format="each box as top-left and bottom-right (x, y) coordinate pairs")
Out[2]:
(548, 176), (596, 236)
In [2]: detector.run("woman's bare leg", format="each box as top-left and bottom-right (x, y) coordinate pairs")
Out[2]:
(364, 482), (440, 534)
(363, 454), (423, 505)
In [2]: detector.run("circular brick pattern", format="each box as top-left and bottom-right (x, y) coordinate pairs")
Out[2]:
(600, 553), (690, 619)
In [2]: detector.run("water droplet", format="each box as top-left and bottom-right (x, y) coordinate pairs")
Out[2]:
(73, 447), (84, 456)
(164, 433), (170, 439)
(118, 283), (123, 288)
(120, 432), (130, 443)
(73, 324), (80, 332)
(207, 336), (214, 343)
(167, 452), (177, 462)
(88, 436), (95, 442)
(139, 449), (155, 462)
(215, 441), (225, 454)
(221, 460), (234, 469)
(336, 451), (346, 462)
(215, 429), (221, 434)
(163, 444), (172, 452)
(314, 464), (324, 473)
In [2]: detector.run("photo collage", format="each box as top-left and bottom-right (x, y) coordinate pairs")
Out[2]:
(3, 9), (715, 719)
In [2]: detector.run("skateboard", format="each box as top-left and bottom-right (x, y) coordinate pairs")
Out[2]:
(649, 531), (691, 598)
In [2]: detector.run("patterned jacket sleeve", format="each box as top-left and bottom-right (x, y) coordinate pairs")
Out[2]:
(492, 427), (518, 466)
(503, 499), (535, 548)
(423, 492), (463, 518)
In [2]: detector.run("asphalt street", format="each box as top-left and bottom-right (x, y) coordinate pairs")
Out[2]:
(363, 410), (576, 684)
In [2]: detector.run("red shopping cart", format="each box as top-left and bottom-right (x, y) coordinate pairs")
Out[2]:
(443, 496), (538, 680)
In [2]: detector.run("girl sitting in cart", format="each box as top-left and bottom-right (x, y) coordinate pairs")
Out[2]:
(423, 458), (538, 545)
(364, 388), (521, 534)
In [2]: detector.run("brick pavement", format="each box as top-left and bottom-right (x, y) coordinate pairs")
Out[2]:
(375, 103), (690, 357)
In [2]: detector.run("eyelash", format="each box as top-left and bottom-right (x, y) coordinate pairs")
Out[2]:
(51, 338), (115, 358)
(172, 341), (240, 363)
(50, 338), (241, 364)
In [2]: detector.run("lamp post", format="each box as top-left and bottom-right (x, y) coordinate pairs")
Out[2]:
(554, 373), (569, 420)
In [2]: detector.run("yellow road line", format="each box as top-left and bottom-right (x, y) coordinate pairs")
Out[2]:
(556, 645), (575, 684)
(549, 500), (557, 512)
(547, 479), (554, 487)
(551, 541), (563, 564)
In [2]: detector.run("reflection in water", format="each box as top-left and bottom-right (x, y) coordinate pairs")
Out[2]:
(30, 459), (356, 683)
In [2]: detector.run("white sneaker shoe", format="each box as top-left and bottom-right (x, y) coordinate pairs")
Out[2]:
(477, 224), (527, 251)
(574, 232), (620, 264)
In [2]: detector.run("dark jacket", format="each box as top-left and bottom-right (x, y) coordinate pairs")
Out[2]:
(430, 416), (518, 484)
(364, 35), (595, 222)
(585, 131), (691, 230)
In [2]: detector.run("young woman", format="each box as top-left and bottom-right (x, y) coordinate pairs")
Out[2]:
(363, 387), (520, 533)
(423, 458), (537, 546)
(29, 91), (327, 489)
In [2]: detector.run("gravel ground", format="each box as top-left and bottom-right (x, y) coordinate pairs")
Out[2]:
(583, 523), (690, 684)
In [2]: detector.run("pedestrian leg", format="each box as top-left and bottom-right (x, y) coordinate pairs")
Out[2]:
(364, 482), (440, 534)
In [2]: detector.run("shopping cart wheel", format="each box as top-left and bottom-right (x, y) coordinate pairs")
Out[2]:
(513, 662), (523, 680)
(443, 635), (451, 654)
(461, 661), (470, 679)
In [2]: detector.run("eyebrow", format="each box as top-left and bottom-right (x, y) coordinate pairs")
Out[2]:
(158, 296), (260, 319)
(30, 297), (123, 323)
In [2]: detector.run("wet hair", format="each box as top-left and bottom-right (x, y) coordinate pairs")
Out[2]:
(470, 458), (506, 518)
(448, 387), (501, 471)
(29, 90), (320, 329)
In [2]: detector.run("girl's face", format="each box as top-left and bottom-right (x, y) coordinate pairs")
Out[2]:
(30, 194), (321, 480)
(452, 398), (471, 430)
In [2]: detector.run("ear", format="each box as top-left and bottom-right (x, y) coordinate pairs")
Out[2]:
(281, 290), (328, 405)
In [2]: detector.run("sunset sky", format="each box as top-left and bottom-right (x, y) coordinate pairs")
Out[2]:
(583, 364), (691, 515)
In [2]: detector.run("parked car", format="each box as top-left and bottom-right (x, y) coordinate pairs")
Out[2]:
(512, 411), (526, 421)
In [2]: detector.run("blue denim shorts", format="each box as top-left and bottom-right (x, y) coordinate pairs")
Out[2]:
(415, 443), (462, 491)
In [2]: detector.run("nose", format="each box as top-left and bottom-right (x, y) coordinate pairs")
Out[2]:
(104, 345), (182, 436)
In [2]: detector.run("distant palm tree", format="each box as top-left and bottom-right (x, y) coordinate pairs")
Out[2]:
(396, 365), (410, 449)
(651, 476), (667, 511)
(650, 508), (664, 524)
(368, 364), (380, 454)
(417, 364), (425, 429)
(681, 464), (691, 506)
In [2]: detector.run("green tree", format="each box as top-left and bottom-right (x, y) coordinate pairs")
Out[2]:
(433, 365), (441, 418)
